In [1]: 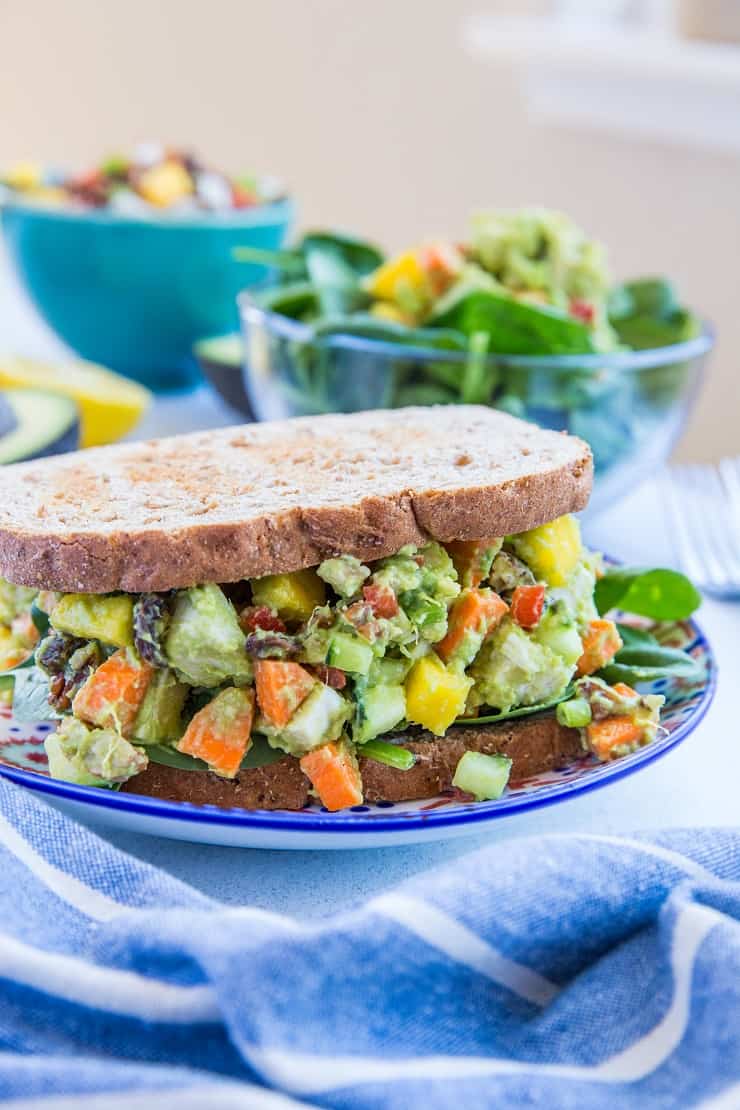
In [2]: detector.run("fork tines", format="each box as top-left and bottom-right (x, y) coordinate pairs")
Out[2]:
(663, 458), (740, 601)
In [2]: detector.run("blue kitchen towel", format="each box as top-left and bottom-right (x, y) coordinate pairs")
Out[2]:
(0, 779), (737, 1109)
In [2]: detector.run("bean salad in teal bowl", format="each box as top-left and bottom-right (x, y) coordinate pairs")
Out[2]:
(1, 146), (293, 392)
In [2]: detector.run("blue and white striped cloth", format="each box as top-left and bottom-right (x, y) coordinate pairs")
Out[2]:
(0, 778), (736, 1109)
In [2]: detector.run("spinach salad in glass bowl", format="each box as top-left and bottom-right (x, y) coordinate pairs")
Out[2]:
(236, 209), (713, 513)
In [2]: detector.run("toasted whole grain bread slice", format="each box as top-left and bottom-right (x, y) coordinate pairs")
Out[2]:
(122, 715), (583, 811)
(0, 406), (591, 593)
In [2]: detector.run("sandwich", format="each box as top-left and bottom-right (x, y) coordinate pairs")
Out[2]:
(0, 406), (667, 811)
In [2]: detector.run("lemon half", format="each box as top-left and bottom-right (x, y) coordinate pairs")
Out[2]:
(0, 357), (151, 447)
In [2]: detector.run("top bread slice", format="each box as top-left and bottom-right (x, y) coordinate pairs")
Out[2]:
(0, 406), (592, 593)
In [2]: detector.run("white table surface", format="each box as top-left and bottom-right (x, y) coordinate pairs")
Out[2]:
(1, 246), (738, 917)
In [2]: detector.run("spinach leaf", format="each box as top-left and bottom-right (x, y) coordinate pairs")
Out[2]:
(303, 243), (368, 317)
(234, 232), (383, 312)
(612, 310), (699, 351)
(460, 330), (494, 404)
(598, 643), (701, 686)
(456, 687), (574, 726)
(297, 231), (384, 276)
(614, 623), (656, 648)
(609, 278), (680, 321)
(608, 277), (699, 350)
(232, 245), (307, 276)
(596, 621), (702, 686)
(311, 314), (466, 350)
(431, 288), (595, 355)
(146, 734), (285, 773)
(12, 667), (57, 722)
(595, 567), (701, 621)
(30, 602), (49, 638)
(145, 745), (209, 771)
(253, 281), (319, 318)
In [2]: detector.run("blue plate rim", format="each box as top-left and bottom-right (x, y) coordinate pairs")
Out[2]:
(0, 614), (717, 836)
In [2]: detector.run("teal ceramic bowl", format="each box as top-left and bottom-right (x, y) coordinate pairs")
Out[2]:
(1, 198), (293, 391)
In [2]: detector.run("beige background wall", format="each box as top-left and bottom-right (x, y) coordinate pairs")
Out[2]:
(1, 0), (737, 458)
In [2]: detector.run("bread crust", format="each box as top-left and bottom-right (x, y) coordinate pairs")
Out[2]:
(0, 407), (592, 592)
(122, 715), (584, 811)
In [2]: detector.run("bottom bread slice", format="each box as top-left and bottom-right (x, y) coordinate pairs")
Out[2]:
(122, 714), (583, 811)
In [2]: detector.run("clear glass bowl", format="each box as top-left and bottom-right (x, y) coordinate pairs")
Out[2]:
(238, 294), (714, 514)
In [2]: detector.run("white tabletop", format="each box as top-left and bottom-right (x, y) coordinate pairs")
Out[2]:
(2, 249), (738, 917)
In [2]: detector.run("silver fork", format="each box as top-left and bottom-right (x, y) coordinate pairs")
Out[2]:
(662, 459), (740, 601)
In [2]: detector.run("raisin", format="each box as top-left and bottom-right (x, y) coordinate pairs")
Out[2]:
(133, 593), (172, 667)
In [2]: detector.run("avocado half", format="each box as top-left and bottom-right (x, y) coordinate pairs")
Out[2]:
(0, 388), (79, 464)
(194, 334), (254, 420)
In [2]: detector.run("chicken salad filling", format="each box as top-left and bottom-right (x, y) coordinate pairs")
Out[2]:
(6, 514), (678, 810)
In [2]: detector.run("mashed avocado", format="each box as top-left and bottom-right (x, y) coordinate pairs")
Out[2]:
(317, 555), (370, 598)
(470, 209), (609, 306)
(46, 717), (147, 785)
(468, 208), (618, 351)
(165, 584), (252, 688)
(469, 617), (575, 713)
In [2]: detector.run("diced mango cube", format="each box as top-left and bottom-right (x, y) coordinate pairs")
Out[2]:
(137, 160), (193, 207)
(404, 654), (472, 736)
(51, 593), (134, 648)
(369, 301), (409, 324)
(4, 161), (41, 191)
(511, 515), (582, 587)
(251, 569), (326, 622)
(366, 249), (427, 303)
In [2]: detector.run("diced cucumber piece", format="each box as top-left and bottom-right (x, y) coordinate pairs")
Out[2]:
(368, 655), (412, 685)
(399, 590), (448, 642)
(452, 751), (512, 801)
(355, 683), (406, 743)
(533, 606), (582, 668)
(358, 738), (415, 771)
(326, 631), (374, 675)
(556, 697), (592, 728)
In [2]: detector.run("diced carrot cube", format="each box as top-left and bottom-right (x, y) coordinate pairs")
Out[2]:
(254, 659), (316, 727)
(446, 539), (499, 587)
(436, 589), (508, 663)
(577, 619), (623, 676)
(11, 612), (39, 645)
(613, 682), (638, 700)
(587, 716), (643, 761)
(300, 741), (363, 811)
(72, 650), (153, 736)
(178, 687), (255, 778)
